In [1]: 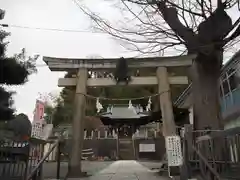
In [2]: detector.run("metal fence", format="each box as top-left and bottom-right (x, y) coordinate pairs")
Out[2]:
(182, 125), (240, 180)
(0, 138), (50, 180)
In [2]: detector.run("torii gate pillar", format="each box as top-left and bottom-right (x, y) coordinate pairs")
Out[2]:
(157, 67), (176, 136)
(68, 68), (87, 177)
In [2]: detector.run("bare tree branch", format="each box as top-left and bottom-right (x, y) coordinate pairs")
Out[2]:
(73, 0), (240, 55)
(156, 1), (198, 49)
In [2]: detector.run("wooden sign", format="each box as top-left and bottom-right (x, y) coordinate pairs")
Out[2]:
(139, 144), (155, 152)
(165, 135), (183, 166)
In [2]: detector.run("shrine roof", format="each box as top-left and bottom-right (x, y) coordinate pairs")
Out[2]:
(98, 105), (189, 126)
(100, 106), (149, 119)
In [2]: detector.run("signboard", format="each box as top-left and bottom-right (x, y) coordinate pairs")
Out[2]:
(139, 144), (155, 152)
(165, 135), (183, 166)
(31, 100), (45, 139)
(31, 121), (43, 139)
(33, 100), (45, 122)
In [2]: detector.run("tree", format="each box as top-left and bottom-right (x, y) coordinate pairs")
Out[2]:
(0, 9), (38, 121)
(75, 0), (240, 130)
(45, 71), (109, 127)
(7, 113), (32, 137)
(0, 113), (32, 140)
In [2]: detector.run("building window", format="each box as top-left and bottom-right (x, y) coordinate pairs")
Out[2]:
(222, 73), (227, 81)
(229, 75), (238, 91)
(220, 80), (224, 98)
(222, 80), (230, 95)
(229, 71), (240, 91)
(227, 67), (236, 77)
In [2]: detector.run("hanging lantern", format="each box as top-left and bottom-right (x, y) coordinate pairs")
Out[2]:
(96, 98), (103, 113)
(146, 97), (152, 111)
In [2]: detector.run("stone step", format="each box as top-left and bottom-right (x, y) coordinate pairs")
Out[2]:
(119, 144), (133, 148)
(118, 145), (134, 160)
(118, 138), (134, 160)
(119, 145), (132, 149)
(119, 140), (132, 144)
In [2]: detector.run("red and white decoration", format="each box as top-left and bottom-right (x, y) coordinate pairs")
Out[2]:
(31, 100), (45, 139)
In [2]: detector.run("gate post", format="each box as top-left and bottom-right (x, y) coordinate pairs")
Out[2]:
(157, 67), (180, 177)
(180, 124), (193, 180)
(156, 67), (176, 136)
(68, 68), (87, 177)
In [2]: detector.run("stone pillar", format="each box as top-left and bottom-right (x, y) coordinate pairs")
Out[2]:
(189, 106), (194, 125)
(91, 131), (94, 139)
(68, 68), (87, 177)
(145, 128), (148, 138)
(156, 67), (176, 136)
(154, 130), (157, 138)
(113, 130), (116, 138)
(136, 129), (139, 137)
(98, 131), (100, 139)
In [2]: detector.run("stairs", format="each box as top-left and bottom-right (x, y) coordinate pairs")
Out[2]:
(118, 138), (134, 160)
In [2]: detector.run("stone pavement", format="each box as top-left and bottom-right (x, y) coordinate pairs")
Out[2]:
(76, 160), (170, 180)
(45, 160), (170, 180)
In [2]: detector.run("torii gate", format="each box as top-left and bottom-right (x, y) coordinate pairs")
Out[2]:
(43, 54), (195, 177)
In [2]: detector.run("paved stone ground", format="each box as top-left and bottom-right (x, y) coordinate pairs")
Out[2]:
(44, 160), (170, 180)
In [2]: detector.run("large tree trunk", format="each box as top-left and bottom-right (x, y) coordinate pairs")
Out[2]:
(191, 50), (223, 130)
(191, 50), (225, 180)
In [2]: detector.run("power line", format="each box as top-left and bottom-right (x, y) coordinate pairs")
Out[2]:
(0, 24), (104, 34)
(0, 24), (239, 52)
(3, 23), (235, 57)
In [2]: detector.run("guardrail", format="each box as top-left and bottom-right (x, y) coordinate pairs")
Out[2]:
(0, 137), (62, 180)
(182, 125), (240, 180)
(27, 138), (62, 180)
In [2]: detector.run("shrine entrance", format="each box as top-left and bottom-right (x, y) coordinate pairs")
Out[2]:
(44, 54), (195, 177)
(118, 125), (133, 138)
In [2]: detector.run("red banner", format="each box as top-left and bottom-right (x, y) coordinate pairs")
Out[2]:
(33, 100), (45, 122)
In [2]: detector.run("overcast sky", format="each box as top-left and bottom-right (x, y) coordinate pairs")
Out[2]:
(1, 0), (133, 120)
(1, 0), (239, 120)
